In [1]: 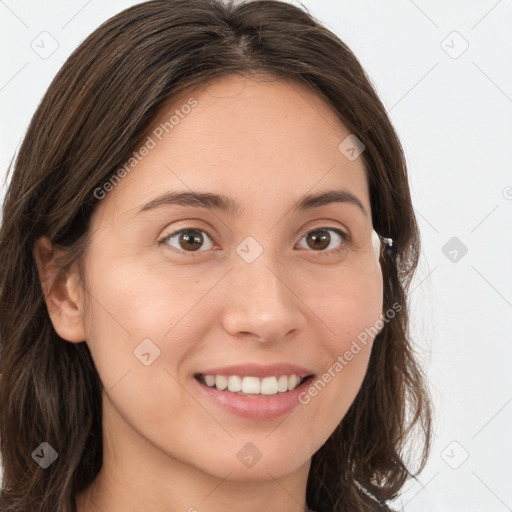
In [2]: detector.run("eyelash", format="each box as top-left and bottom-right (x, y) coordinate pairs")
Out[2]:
(157, 226), (349, 257)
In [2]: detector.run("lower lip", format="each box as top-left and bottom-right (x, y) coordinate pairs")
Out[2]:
(194, 376), (314, 420)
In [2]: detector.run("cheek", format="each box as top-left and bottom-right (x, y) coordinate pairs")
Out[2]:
(81, 257), (204, 429)
(83, 247), (207, 338)
(80, 253), (200, 387)
(298, 264), (383, 422)
(309, 262), (384, 352)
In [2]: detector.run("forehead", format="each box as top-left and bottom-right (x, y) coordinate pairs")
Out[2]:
(97, 74), (370, 222)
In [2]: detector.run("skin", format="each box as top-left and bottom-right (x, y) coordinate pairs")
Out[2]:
(35, 74), (384, 512)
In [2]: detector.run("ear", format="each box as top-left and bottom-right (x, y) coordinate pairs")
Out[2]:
(34, 236), (87, 343)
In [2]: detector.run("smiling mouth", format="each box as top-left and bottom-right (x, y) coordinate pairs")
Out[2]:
(194, 373), (314, 396)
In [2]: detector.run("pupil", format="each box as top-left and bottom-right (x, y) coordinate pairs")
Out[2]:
(309, 230), (329, 250)
(181, 230), (203, 251)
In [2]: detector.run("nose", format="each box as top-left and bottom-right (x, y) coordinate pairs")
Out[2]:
(221, 253), (306, 344)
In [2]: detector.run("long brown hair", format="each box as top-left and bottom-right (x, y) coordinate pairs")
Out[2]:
(0, 1), (432, 510)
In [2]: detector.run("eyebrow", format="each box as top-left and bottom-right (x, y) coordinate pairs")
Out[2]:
(136, 188), (368, 217)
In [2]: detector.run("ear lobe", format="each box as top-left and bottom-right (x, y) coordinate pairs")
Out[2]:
(34, 235), (87, 343)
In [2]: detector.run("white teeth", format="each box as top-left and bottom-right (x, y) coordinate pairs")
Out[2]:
(227, 375), (242, 392)
(201, 374), (306, 395)
(287, 375), (299, 391)
(277, 375), (288, 392)
(260, 376), (278, 395)
(241, 376), (260, 394)
(215, 375), (228, 390)
(204, 375), (216, 387)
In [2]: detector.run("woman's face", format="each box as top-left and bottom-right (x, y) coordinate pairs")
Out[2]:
(74, 75), (383, 481)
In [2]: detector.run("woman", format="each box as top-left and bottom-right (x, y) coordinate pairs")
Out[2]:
(0, 1), (432, 511)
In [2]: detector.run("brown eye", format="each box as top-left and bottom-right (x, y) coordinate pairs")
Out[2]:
(297, 228), (347, 254)
(160, 228), (214, 253)
(306, 230), (330, 250)
(178, 230), (204, 251)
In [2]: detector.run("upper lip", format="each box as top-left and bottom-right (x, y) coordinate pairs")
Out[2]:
(196, 363), (314, 379)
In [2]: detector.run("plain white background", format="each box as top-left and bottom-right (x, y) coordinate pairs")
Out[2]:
(1, 1), (511, 511)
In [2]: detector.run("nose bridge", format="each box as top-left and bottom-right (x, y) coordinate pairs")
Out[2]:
(245, 255), (281, 297)
(232, 237), (287, 309)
